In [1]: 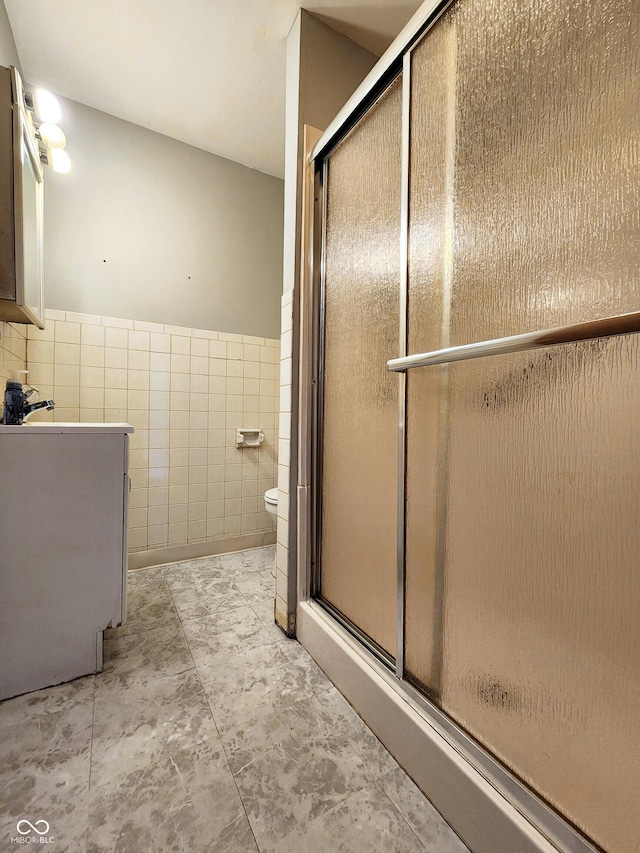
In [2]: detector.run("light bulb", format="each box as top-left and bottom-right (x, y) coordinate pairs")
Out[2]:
(50, 148), (71, 174)
(33, 89), (61, 124)
(39, 123), (66, 149)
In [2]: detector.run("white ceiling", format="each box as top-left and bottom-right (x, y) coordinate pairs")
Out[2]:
(4, 0), (421, 178)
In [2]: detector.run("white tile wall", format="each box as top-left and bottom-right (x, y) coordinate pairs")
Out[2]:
(0, 320), (27, 388)
(27, 310), (280, 555)
(275, 290), (294, 630)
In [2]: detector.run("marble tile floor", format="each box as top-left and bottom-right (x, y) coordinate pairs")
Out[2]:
(0, 546), (470, 853)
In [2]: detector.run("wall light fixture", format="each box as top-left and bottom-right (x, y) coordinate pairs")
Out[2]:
(23, 86), (71, 174)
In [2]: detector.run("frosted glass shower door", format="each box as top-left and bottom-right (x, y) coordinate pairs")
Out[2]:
(402, 1), (640, 851)
(315, 0), (638, 847)
(318, 78), (403, 658)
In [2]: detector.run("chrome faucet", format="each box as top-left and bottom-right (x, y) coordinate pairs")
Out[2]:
(21, 384), (55, 421)
(22, 399), (56, 421)
(1, 381), (55, 424)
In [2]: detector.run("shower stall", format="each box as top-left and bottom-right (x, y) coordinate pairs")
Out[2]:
(297, 1), (639, 852)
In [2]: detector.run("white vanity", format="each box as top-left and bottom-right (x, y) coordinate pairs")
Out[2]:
(0, 422), (133, 700)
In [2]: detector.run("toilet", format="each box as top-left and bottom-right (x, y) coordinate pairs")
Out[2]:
(264, 488), (278, 577)
(264, 487), (278, 518)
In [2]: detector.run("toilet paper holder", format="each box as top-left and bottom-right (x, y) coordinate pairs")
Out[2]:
(235, 428), (264, 448)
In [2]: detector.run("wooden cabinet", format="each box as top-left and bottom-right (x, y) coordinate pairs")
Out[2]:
(0, 65), (45, 328)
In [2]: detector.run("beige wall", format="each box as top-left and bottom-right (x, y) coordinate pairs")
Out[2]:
(27, 309), (279, 562)
(44, 97), (284, 339)
(283, 11), (378, 294)
(0, 1), (20, 75)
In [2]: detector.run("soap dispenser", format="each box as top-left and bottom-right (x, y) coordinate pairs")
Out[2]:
(1, 380), (26, 425)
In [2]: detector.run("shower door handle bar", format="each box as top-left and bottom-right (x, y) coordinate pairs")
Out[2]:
(387, 310), (640, 372)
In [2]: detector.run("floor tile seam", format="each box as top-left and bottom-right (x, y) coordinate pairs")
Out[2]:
(131, 600), (221, 728)
(254, 777), (386, 853)
(306, 693), (402, 784)
(280, 644), (337, 693)
(103, 619), (186, 644)
(174, 607), (239, 625)
(176, 614), (209, 696)
(157, 547), (272, 851)
(163, 567), (247, 585)
(241, 590), (275, 604)
(175, 600), (262, 626)
(309, 709), (385, 777)
(108, 619), (246, 794)
(127, 574), (173, 590)
(227, 704), (373, 781)
(185, 632), (280, 672)
(231, 567), (273, 576)
(102, 620), (181, 642)
(178, 627), (280, 659)
(95, 662), (201, 695)
(380, 767), (468, 851)
(163, 570), (238, 587)
(247, 600), (276, 632)
(200, 686), (262, 853)
(156, 546), (270, 573)
(308, 682), (335, 697)
(168, 593), (256, 617)
(203, 665), (320, 712)
(87, 676), (97, 793)
(215, 691), (325, 773)
(127, 566), (166, 579)
(374, 780), (433, 851)
(153, 546), (273, 576)
(237, 598), (275, 614)
(262, 781), (390, 852)
(174, 610), (256, 761)
(166, 577), (195, 630)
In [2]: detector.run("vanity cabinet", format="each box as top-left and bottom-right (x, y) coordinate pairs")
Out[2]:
(0, 423), (133, 700)
(0, 65), (45, 328)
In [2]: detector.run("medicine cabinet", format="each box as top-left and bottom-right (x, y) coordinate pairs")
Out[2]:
(0, 65), (44, 329)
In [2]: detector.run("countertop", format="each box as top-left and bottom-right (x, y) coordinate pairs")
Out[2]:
(0, 422), (134, 434)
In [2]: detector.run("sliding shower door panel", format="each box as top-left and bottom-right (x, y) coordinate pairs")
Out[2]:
(319, 77), (403, 657)
(405, 0), (640, 850)
(442, 337), (640, 853)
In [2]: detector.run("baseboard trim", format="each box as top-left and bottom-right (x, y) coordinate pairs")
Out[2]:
(128, 530), (277, 570)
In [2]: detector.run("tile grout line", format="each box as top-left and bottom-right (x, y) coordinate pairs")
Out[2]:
(199, 688), (261, 853)
(87, 676), (97, 793)
(167, 574), (262, 853)
(165, 551), (284, 852)
(84, 674), (97, 853)
(375, 778), (433, 852)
